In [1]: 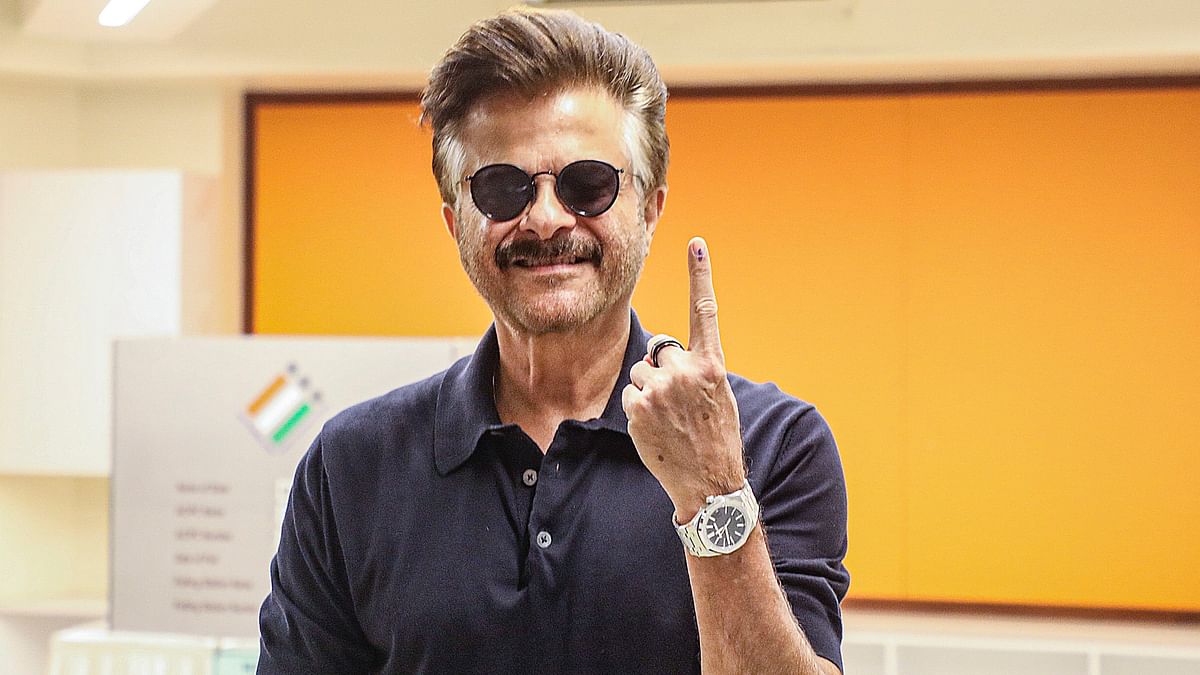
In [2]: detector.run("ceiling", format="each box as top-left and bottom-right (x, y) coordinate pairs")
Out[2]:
(17, 0), (220, 42)
(2, 0), (1199, 86)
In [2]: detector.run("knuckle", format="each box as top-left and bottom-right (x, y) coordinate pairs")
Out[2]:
(692, 296), (718, 318)
(623, 399), (642, 419)
(664, 373), (687, 393)
(679, 366), (704, 386)
(630, 399), (650, 418)
(695, 359), (725, 384)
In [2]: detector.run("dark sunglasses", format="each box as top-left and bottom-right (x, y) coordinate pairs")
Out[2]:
(466, 159), (625, 222)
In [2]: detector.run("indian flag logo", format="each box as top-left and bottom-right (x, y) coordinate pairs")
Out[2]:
(239, 363), (323, 452)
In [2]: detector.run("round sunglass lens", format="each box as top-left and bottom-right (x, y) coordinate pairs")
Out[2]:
(557, 160), (619, 217)
(470, 164), (532, 221)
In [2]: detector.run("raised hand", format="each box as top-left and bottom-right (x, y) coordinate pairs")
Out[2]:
(622, 237), (746, 521)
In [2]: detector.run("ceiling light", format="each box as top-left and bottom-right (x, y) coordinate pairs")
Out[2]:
(98, 0), (154, 27)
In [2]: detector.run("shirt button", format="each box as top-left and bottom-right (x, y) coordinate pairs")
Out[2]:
(536, 530), (552, 549)
(522, 469), (538, 487)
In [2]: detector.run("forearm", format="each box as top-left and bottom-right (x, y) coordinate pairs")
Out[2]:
(686, 525), (835, 675)
(624, 243), (844, 673)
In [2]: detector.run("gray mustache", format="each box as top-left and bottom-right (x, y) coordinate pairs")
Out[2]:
(495, 236), (603, 268)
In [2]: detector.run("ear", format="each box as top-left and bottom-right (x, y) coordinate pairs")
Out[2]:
(642, 185), (667, 240)
(441, 202), (458, 240)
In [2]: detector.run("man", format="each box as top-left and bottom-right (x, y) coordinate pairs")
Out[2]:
(258, 8), (849, 674)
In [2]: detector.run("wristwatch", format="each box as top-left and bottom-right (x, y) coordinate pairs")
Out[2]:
(674, 480), (759, 557)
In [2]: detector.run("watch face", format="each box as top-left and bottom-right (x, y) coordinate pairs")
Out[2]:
(703, 504), (747, 549)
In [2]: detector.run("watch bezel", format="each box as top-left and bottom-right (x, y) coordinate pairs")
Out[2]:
(675, 481), (759, 557)
(697, 500), (752, 554)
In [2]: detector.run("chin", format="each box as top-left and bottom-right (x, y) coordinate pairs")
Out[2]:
(502, 288), (610, 335)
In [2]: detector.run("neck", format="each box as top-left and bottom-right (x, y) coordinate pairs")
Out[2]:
(493, 303), (631, 449)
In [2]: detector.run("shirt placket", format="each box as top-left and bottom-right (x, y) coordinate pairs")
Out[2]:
(523, 423), (581, 600)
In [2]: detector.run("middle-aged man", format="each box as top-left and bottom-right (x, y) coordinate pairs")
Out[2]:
(258, 8), (849, 674)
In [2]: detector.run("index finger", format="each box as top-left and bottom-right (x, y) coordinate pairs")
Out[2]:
(687, 236), (723, 359)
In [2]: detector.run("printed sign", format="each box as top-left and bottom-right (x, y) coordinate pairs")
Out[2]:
(111, 336), (471, 637)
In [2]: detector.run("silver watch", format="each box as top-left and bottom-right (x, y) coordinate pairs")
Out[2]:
(674, 480), (759, 557)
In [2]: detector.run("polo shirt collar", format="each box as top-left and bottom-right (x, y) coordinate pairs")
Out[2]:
(433, 309), (650, 475)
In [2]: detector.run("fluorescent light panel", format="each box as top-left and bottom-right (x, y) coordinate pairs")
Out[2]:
(98, 0), (154, 27)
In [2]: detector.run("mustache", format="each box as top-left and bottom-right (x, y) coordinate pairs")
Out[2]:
(495, 235), (603, 268)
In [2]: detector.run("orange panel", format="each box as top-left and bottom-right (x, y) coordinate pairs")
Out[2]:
(903, 88), (1200, 610)
(251, 87), (1200, 611)
(646, 95), (911, 600)
(253, 100), (494, 337)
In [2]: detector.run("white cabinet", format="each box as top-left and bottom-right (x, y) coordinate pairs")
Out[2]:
(0, 171), (219, 475)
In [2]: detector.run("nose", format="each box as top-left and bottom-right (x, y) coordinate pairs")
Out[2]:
(521, 173), (576, 240)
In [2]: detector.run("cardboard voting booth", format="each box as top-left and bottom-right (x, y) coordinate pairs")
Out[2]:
(111, 336), (473, 638)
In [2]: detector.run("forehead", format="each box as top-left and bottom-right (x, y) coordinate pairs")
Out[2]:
(458, 87), (630, 168)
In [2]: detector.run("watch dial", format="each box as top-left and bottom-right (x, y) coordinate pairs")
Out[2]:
(703, 505), (747, 548)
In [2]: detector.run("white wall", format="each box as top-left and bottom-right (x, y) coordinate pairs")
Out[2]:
(1, 80), (227, 174)
(0, 78), (240, 673)
(78, 85), (224, 174)
(3, 0), (1200, 83)
(0, 79), (81, 168)
(0, 79), (242, 333)
(0, 476), (108, 603)
(0, 475), (108, 675)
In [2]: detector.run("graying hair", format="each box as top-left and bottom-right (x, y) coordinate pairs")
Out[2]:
(420, 7), (669, 205)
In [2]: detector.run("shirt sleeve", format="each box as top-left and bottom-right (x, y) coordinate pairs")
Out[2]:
(758, 405), (851, 674)
(257, 433), (376, 674)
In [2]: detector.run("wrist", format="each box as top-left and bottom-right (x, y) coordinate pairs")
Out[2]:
(672, 494), (707, 525)
(669, 471), (747, 523)
(673, 478), (760, 558)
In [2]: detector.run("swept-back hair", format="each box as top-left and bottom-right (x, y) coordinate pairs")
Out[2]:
(420, 7), (669, 205)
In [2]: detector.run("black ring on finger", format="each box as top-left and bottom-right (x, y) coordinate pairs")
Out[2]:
(650, 338), (685, 368)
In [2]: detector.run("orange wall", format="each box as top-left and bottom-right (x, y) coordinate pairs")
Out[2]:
(251, 87), (1200, 611)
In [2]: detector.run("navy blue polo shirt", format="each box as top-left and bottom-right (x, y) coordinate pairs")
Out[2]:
(258, 311), (850, 674)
